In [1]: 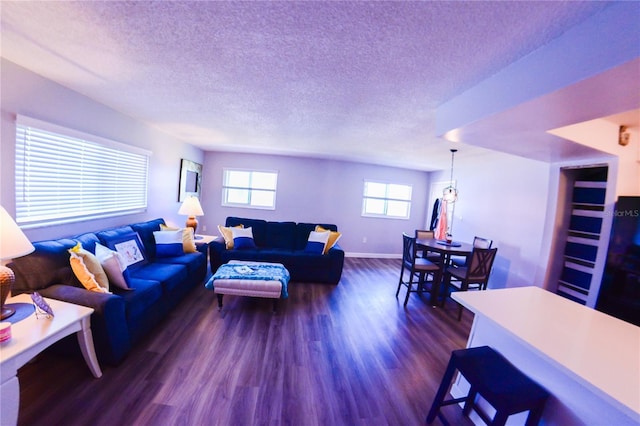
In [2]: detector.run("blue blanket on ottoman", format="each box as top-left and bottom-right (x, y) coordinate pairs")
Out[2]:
(206, 262), (290, 298)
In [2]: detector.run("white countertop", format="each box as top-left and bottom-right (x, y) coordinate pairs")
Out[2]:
(453, 286), (640, 417)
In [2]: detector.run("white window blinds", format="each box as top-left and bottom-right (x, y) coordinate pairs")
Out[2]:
(15, 116), (150, 228)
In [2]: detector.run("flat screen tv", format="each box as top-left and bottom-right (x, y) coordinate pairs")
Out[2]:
(596, 196), (640, 325)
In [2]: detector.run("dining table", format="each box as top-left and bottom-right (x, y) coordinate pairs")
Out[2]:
(415, 237), (474, 306)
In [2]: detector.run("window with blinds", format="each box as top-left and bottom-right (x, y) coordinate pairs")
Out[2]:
(15, 116), (150, 228)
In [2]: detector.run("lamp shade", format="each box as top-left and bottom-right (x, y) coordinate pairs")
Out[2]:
(442, 148), (458, 204)
(0, 206), (34, 319)
(0, 206), (34, 260)
(442, 186), (458, 203)
(178, 196), (204, 217)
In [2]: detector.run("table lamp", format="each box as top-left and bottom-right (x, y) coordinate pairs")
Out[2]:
(0, 206), (35, 319)
(178, 196), (204, 235)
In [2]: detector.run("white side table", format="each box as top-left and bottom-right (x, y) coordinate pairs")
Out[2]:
(194, 234), (219, 245)
(0, 293), (102, 425)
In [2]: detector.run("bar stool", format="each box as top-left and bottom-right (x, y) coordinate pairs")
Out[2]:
(426, 346), (549, 426)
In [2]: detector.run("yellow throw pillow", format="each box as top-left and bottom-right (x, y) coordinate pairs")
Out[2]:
(69, 243), (110, 293)
(160, 224), (197, 253)
(181, 227), (197, 253)
(218, 224), (243, 249)
(315, 225), (342, 254)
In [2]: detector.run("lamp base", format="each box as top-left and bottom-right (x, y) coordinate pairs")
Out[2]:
(1, 306), (15, 320)
(185, 216), (198, 235)
(1, 265), (16, 320)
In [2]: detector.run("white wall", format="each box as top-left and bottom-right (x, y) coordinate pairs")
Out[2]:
(429, 149), (552, 289)
(549, 119), (640, 197)
(201, 151), (430, 256)
(0, 59), (204, 241)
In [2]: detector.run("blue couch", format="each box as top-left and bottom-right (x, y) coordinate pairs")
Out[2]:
(9, 218), (208, 365)
(209, 217), (345, 284)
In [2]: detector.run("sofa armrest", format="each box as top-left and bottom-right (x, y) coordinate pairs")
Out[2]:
(209, 240), (227, 272)
(326, 243), (345, 284)
(328, 243), (345, 257)
(196, 241), (209, 256)
(39, 284), (131, 365)
(39, 284), (121, 314)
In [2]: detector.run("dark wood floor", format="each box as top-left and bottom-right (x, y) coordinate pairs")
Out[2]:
(17, 257), (474, 426)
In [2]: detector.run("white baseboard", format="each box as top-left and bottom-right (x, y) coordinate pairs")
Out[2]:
(345, 252), (401, 259)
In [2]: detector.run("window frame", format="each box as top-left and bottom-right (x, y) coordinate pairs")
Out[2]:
(221, 168), (278, 210)
(361, 180), (412, 219)
(14, 115), (151, 229)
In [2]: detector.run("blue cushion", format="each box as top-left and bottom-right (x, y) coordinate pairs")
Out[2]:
(129, 263), (188, 293)
(155, 252), (204, 275)
(72, 233), (101, 254)
(232, 227), (257, 250)
(153, 230), (185, 257)
(131, 219), (165, 259)
(10, 238), (78, 292)
(117, 278), (163, 321)
(266, 221), (296, 250)
(304, 230), (330, 254)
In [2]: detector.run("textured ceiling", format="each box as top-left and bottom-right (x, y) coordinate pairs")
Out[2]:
(0, 1), (614, 170)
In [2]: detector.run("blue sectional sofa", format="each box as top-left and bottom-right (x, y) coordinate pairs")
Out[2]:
(9, 218), (208, 365)
(209, 217), (345, 285)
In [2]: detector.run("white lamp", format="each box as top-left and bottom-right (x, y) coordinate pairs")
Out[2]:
(178, 196), (204, 235)
(0, 206), (35, 319)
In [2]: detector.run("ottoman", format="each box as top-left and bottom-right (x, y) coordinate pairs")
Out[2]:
(205, 260), (290, 311)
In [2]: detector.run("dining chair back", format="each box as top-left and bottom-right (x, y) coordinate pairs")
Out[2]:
(472, 236), (493, 249)
(466, 247), (498, 285)
(443, 247), (498, 320)
(396, 233), (441, 306)
(415, 229), (434, 240)
(415, 229), (441, 263)
(451, 236), (493, 267)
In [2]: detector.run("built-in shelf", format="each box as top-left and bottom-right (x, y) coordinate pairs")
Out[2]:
(557, 179), (607, 304)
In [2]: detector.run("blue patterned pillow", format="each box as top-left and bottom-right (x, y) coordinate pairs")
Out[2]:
(232, 226), (257, 250)
(304, 230), (330, 254)
(153, 230), (185, 257)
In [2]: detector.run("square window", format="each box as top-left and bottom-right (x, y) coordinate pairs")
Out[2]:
(222, 169), (278, 210)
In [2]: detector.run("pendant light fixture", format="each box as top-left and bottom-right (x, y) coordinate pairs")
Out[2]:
(442, 148), (458, 203)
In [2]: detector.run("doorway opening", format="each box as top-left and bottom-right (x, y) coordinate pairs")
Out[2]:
(548, 165), (610, 307)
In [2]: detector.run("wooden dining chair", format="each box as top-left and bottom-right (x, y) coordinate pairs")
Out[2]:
(414, 229), (442, 263)
(442, 247), (498, 320)
(451, 236), (493, 267)
(397, 233), (442, 306)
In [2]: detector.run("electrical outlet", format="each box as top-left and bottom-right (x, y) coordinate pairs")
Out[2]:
(202, 225), (207, 232)
(362, 237), (367, 243)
